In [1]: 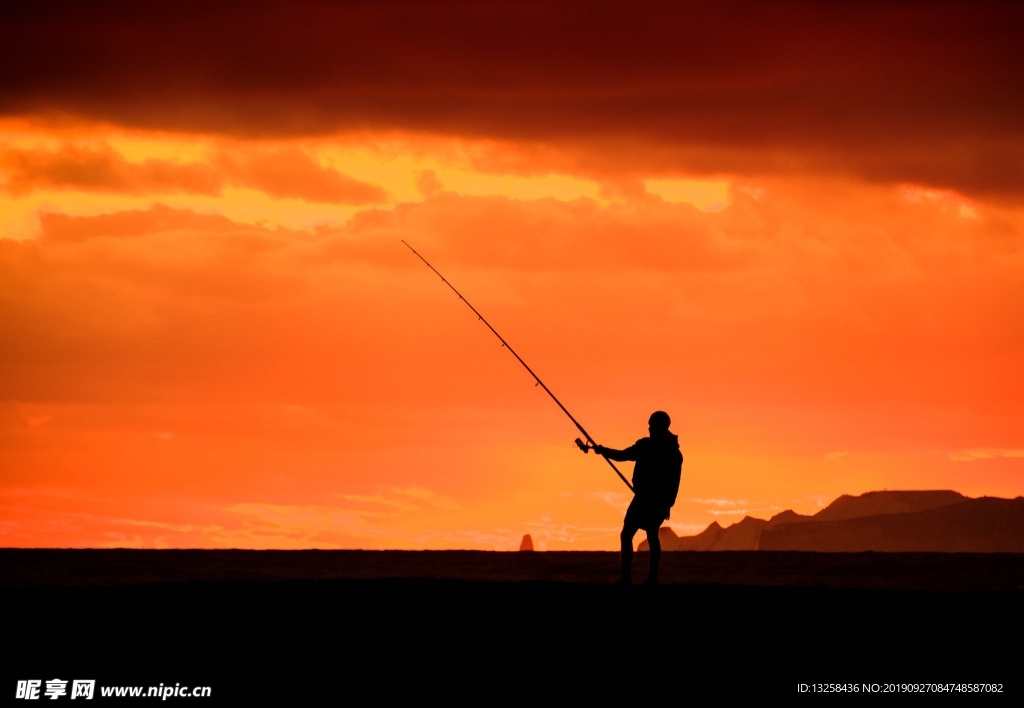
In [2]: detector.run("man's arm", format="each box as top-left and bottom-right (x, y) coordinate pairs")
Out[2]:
(592, 441), (640, 463)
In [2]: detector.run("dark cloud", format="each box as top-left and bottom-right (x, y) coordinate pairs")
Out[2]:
(2, 145), (220, 195)
(1, 1), (1022, 196)
(1, 144), (389, 203)
(36, 203), (248, 242)
(213, 147), (389, 204)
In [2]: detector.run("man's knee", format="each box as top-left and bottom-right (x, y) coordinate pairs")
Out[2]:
(644, 527), (662, 545)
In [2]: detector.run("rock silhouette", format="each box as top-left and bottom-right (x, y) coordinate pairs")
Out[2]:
(641, 490), (1024, 552)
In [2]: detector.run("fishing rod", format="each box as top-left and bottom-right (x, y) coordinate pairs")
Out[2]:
(402, 240), (633, 492)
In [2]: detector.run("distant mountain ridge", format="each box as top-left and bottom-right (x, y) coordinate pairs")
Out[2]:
(641, 490), (1024, 552)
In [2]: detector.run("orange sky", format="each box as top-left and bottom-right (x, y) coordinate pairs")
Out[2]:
(1, 1), (1021, 550)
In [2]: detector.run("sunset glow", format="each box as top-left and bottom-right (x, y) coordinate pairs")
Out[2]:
(1, 1), (1021, 550)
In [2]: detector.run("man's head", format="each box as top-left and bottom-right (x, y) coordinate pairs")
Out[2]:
(648, 410), (671, 433)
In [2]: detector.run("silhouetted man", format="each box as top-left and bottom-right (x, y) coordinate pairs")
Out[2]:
(591, 411), (682, 585)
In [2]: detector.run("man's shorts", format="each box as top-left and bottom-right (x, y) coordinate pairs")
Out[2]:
(623, 496), (669, 533)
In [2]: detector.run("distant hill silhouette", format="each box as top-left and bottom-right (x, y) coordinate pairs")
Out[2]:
(812, 490), (966, 522)
(641, 491), (1024, 552)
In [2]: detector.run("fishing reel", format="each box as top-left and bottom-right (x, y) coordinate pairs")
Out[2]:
(575, 438), (593, 454)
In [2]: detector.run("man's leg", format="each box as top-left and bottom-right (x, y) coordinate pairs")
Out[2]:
(619, 523), (638, 584)
(645, 526), (662, 585)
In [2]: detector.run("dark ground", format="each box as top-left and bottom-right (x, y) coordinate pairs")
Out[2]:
(3, 550), (1019, 702)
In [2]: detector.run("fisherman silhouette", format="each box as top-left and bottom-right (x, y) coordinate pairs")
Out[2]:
(404, 244), (681, 579)
(589, 411), (682, 585)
